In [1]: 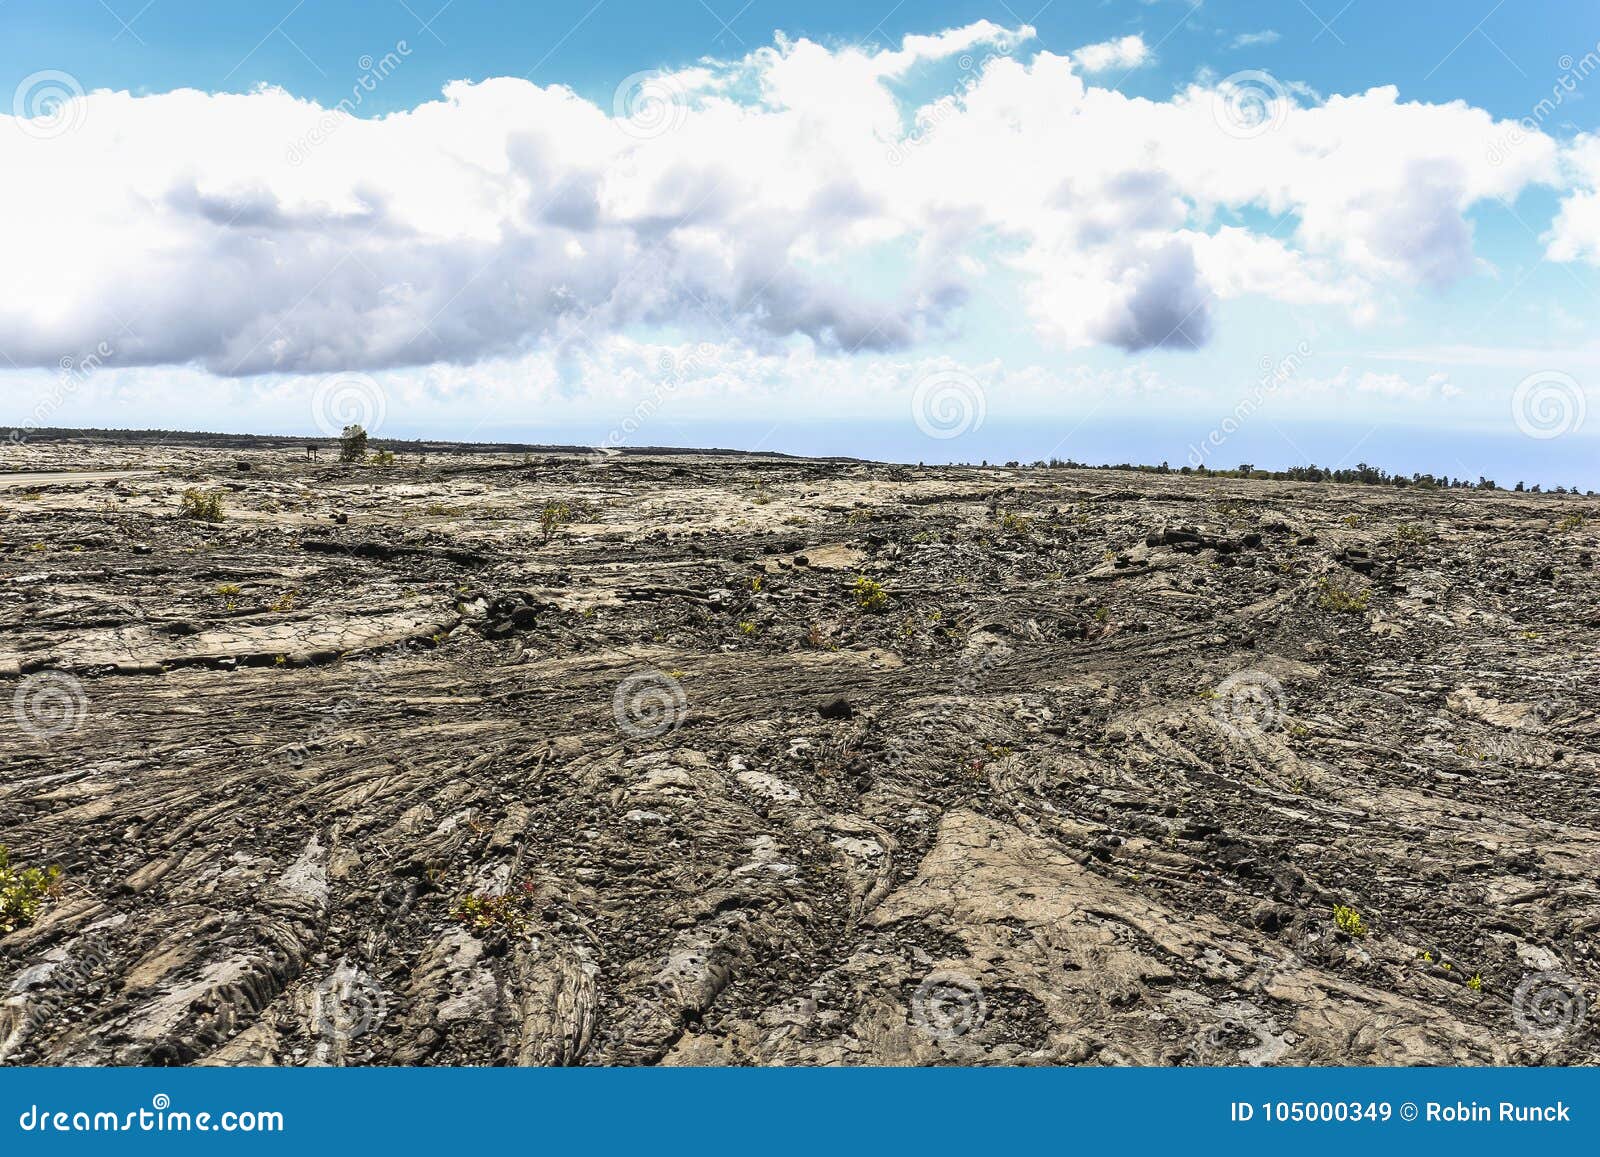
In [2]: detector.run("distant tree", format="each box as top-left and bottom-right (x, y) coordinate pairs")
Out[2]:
(340, 424), (368, 463)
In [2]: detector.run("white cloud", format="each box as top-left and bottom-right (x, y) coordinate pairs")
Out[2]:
(0, 21), (1569, 383)
(1288, 367), (1462, 402)
(1069, 35), (1151, 74)
(1229, 30), (1281, 49)
(1546, 133), (1600, 263)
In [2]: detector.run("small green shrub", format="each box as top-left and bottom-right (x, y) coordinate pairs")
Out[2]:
(1316, 576), (1370, 614)
(852, 576), (888, 612)
(999, 511), (1033, 535)
(538, 501), (571, 545)
(0, 845), (62, 934)
(178, 489), (226, 522)
(452, 882), (536, 936)
(1332, 905), (1368, 937)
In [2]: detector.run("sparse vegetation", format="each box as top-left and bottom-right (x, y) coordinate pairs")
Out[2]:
(339, 424), (369, 463)
(1332, 905), (1368, 937)
(999, 511), (1033, 535)
(0, 845), (62, 935)
(1316, 576), (1370, 614)
(452, 882), (538, 937)
(538, 501), (571, 545)
(852, 575), (889, 612)
(178, 488), (226, 522)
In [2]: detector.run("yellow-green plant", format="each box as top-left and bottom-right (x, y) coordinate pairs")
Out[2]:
(852, 576), (888, 612)
(452, 883), (536, 936)
(0, 845), (62, 934)
(538, 501), (571, 545)
(1316, 576), (1370, 614)
(178, 488), (225, 522)
(1332, 905), (1368, 937)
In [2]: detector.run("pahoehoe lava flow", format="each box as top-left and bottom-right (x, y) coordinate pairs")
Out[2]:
(2, 439), (1597, 1066)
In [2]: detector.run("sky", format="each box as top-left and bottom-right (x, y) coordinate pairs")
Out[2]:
(3, 0), (1599, 485)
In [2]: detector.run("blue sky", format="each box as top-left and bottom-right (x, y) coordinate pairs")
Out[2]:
(4, 1), (1593, 118)
(3, 1), (1599, 484)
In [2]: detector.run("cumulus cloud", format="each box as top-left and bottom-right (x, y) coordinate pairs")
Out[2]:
(0, 21), (1570, 380)
(1069, 35), (1151, 73)
(1547, 133), (1600, 264)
